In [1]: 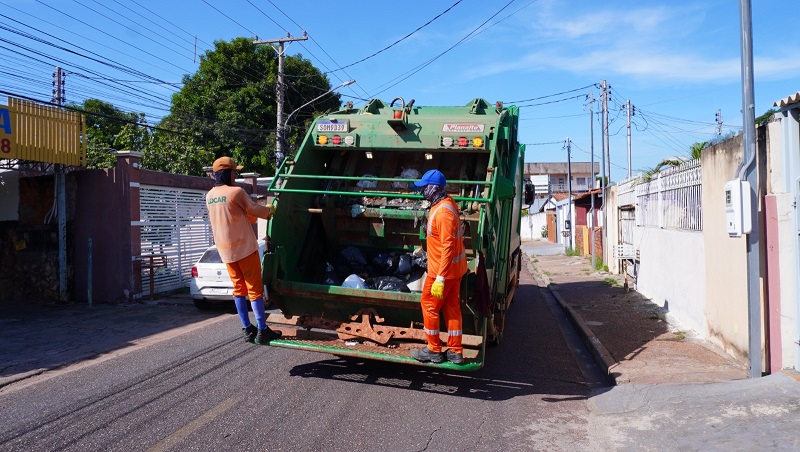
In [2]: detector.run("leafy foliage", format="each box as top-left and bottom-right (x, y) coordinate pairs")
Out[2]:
(756, 108), (777, 126)
(689, 141), (709, 160)
(72, 98), (140, 168)
(162, 37), (342, 175)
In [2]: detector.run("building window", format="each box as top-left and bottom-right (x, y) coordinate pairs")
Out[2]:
(577, 177), (586, 187)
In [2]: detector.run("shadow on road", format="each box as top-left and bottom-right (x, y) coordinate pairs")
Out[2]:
(287, 268), (610, 401)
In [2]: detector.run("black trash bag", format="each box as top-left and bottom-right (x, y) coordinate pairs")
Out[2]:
(412, 250), (427, 269)
(371, 252), (398, 275)
(395, 254), (412, 276)
(328, 251), (352, 277)
(341, 246), (368, 265)
(365, 276), (411, 293)
(340, 246), (370, 274)
(321, 262), (341, 286)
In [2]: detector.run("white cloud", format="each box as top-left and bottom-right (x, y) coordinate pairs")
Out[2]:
(460, 2), (797, 85)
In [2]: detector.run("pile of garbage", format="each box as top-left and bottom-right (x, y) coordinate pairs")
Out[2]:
(319, 246), (428, 293)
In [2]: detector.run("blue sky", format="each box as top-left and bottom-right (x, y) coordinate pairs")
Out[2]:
(2, 0), (798, 182)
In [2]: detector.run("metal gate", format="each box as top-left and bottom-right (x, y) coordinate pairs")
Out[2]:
(136, 185), (212, 296)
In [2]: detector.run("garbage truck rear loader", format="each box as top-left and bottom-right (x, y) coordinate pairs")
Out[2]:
(263, 97), (524, 371)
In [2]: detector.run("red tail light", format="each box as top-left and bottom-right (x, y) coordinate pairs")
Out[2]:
(191, 266), (198, 277)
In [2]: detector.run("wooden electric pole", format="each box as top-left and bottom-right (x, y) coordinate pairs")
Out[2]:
(253, 32), (308, 171)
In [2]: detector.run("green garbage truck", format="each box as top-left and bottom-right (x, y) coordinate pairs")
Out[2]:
(263, 97), (524, 371)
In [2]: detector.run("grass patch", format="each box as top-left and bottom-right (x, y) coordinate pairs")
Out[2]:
(604, 277), (621, 287)
(590, 257), (608, 272)
(565, 246), (580, 256)
(532, 258), (539, 263)
(656, 331), (687, 341)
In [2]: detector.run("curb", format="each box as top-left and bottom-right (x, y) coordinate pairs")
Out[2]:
(0, 368), (46, 390)
(548, 284), (619, 386)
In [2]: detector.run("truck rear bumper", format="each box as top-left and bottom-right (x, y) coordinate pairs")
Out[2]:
(265, 314), (485, 371)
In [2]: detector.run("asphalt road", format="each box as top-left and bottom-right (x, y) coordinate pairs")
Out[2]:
(0, 267), (612, 451)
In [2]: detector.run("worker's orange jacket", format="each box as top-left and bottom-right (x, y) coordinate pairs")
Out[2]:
(425, 196), (468, 280)
(206, 185), (272, 263)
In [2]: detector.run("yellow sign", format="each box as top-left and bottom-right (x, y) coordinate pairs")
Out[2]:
(0, 105), (13, 158)
(2, 97), (87, 166)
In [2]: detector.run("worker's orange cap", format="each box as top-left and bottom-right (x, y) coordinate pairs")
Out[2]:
(212, 156), (243, 172)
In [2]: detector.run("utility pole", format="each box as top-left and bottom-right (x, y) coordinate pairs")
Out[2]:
(566, 137), (573, 250)
(738, 0), (761, 379)
(589, 91), (596, 269)
(52, 67), (67, 303)
(626, 99), (632, 180)
(601, 80), (609, 267)
(253, 32), (308, 172)
(603, 81), (610, 185)
(716, 108), (723, 135)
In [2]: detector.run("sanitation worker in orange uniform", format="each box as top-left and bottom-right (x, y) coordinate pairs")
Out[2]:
(206, 156), (282, 345)
(411, 169), (468, 364)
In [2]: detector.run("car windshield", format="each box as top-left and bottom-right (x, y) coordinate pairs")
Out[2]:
(198, 248), (222, 264)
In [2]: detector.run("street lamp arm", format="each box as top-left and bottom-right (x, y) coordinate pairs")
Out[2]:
(282, 79), (355, 136)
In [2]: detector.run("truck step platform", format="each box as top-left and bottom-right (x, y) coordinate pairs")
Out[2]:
(266, 324), (484, 371)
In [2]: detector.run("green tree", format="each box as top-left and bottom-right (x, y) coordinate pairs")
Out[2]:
(756, 108), (777, 126)
(72, 98), (139, 168)
(143, 131), (214, 176)
(163, 37), (341, 175)
(690, 141), (709, 159)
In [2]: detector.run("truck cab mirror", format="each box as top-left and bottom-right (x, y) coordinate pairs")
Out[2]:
(524, 180), (534, 205)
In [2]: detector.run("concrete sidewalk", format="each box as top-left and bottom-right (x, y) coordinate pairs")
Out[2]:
(523, 240), (751, 385)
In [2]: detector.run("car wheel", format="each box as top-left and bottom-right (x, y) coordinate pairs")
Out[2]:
(193, 299), (212, 310)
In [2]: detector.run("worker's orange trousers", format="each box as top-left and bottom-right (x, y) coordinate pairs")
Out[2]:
(420, 276), (463, 354)
(225, 251), (264, 301)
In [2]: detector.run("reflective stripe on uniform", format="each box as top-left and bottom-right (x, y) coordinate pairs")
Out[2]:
(452, 252), (465, 264)
(427, 202), (460, 237)
(424, 327), (440, 336)
(448, 329), (463, 336)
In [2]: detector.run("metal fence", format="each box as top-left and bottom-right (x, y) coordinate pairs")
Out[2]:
(136, 185), (213, 296)
(635, 160), (702, 231)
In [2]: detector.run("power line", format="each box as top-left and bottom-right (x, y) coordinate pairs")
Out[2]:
(517, 94), (586, 108)
(506, 84), (596, 104)
(524, 140), (566, 146)
(325, 0), (465, 74)
(368, 0), (518, 97)
(201, 0), (258, 37)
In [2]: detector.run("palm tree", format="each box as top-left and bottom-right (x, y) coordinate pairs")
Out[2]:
(690, 141), (709, 160)
(636, 141), (707, 183)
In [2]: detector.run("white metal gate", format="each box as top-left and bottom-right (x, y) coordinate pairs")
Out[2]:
(135, 185), (212, 296)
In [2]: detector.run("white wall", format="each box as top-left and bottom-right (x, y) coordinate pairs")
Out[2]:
(633, 227), (707, 336)
(521, 211), (547, 241)
(769, 112), (800, 369)
(701, 135), (750, 362)
(0, 170), (19, 221)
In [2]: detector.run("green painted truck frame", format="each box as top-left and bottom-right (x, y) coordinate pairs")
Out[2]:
(263, 97), (524, 371)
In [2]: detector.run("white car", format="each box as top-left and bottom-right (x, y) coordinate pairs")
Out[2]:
(190, 240), (267, 309)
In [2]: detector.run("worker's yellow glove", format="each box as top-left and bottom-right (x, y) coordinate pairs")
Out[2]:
(265, 203), (275, 219)
(431, 276), (445, 299)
